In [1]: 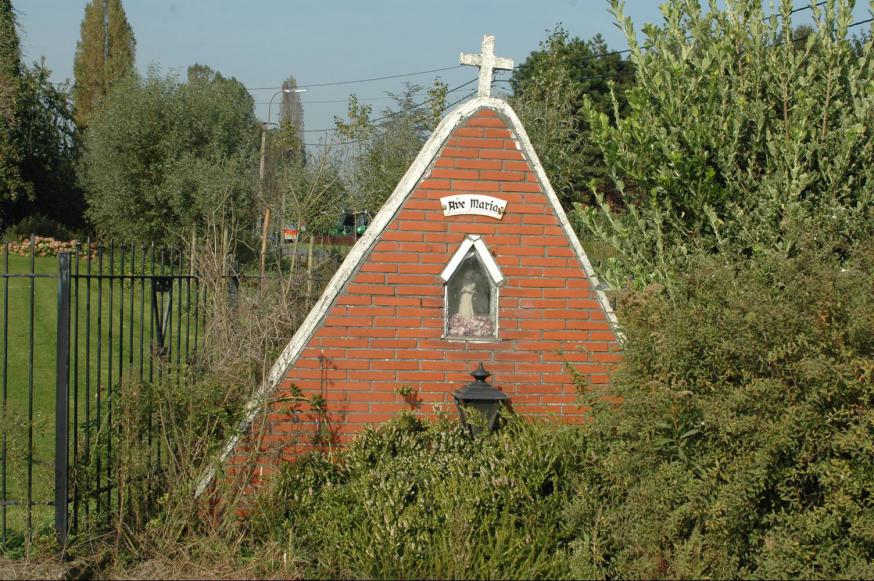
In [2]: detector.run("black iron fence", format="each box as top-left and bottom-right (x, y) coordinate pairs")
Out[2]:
(1, 235), (345, 550)
(1, 237), (202, 548)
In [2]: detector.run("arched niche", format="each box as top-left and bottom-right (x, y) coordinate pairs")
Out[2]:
(440, 235), (504, 340)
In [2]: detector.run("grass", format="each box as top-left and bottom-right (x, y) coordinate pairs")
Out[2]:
(2, 253), (60, 537)
(1, 252), (200, 539)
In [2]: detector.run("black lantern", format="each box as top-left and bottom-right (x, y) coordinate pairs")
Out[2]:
(452, 363), (508, 435)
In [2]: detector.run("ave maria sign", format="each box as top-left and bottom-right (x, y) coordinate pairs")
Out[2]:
(440, 194), (507, 220)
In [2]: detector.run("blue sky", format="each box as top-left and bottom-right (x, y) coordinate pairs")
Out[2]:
(12, 0), (662, 137)
(14, 1), (872, 141)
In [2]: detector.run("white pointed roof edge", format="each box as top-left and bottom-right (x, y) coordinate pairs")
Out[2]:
(440, 234), (505, 286)
(194, 96), (621, 497)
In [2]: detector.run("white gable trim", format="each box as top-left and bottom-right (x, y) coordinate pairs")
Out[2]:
(440, 235), (504, 286)
(494, 103), (621, 334)
(195, 96), (621, 497)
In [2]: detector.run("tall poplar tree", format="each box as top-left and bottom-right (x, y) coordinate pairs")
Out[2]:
(72, 0), (135, 128)
(0, 0), (29, 202)
(279, 75), (304, 137)
(275, 75), (306, 171)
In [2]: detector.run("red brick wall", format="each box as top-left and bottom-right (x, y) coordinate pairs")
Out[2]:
(227, 107), (621, 473)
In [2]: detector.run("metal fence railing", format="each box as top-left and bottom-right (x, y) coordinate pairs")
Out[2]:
(1, 238), (54, 542)
(1, 237), (202, 548)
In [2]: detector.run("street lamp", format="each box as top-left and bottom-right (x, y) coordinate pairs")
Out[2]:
(258, 87), (308, 280)
(453, 363), (509, 436)
(265, 86), (308, 132)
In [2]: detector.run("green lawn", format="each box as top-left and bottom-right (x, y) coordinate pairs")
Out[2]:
(1, 252), (200, 538)
(1, 253), (57, 536)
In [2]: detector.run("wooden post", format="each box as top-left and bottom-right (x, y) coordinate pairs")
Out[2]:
(259, 207), (271, 284)
(306, 234), (315, 300)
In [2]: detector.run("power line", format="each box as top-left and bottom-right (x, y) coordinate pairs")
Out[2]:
(245, 65), (463, 92)
(445, 88), (480, 109)
(492, 67), (635, 87)
(496, 13), (870, 84)
(368, 78), (478, 125)
(51, 1), (851, 99)
(761, 15), (872, 47)
(847, 16), (874, 29)
(48, 1), (846, 95)
(299, 8), (873, 147)
(256, 96), (396, 105)
(559, 0), (834, 63)
(788, 0), (828, 16)
(302, 88), (480, 147)
(301, 77), (478, 133)
(545, 5), (869, 72)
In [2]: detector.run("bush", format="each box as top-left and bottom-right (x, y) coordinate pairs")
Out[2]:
(252, 413), (587, 579)
(578, 0), (874, 288)
(3, 235), (88, 257)
(566, 237), (874, 579)
(3, 214), (74, 242)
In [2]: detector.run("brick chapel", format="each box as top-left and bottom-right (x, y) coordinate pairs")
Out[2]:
(197, 35), (622, 495)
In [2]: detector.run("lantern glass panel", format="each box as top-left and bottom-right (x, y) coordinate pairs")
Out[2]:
(457, 400), (501, 436)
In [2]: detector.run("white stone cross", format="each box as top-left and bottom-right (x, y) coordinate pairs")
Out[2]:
(460, 34), (514, 98)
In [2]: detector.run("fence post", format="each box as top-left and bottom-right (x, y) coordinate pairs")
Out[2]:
(55, 252), (71, 550)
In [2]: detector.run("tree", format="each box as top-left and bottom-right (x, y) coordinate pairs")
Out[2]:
(578, 0), (874, 288)
(335, 80), (447, 213)
(81, 65), (259, 243)
(511, 27), (633, 115)
(2, 60), (83, 230)
(256, 76), (307, 278)
(275, 129), (346, 290)
(0, 0), (30, 204)
(279, 75), (305, 160)
(509, 27), (634, 209)
(0, 2), (84, 231)
(73, 0), (135, 128)
(275, 120), (344, 236)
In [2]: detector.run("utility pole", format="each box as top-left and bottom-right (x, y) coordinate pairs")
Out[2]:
(258, 122), (271, 283)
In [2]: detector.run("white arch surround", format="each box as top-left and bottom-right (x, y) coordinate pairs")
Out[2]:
(440, 235), (504, 285)
(194, 96), (621, 497)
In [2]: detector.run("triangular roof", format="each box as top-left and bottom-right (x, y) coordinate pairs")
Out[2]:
(196, 96), (619, 496)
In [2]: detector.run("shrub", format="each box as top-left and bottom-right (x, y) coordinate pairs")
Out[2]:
(252, 413), (587, 579)
(3, 214), (73, 242)
(566, 236), (874, 579)
(3, 235), (87, 256)
(578, 0), (874, 288)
